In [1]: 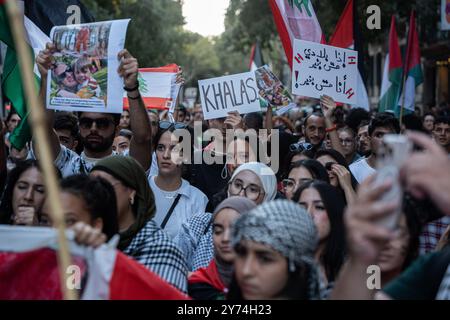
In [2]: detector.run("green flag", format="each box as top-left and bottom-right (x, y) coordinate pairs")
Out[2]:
(379, 16), (403, 115)
(0, 4), (39, 150)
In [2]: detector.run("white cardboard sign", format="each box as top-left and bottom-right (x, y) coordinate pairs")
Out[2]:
(292, 39), (358, 104)
(198, 71), (260, 120)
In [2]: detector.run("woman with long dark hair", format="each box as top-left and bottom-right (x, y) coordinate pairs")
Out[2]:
(315, 149), (358, 204)
(148, 124), (208, 239)
(282, 159), (329, 200)
(0, 160), (61, 225)
(293, 180), (346, 288)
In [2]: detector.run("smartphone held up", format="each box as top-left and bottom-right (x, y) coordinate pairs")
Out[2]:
(371, 134), (413, 230)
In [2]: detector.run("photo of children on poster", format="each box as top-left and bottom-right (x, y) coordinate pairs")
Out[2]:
(46, 19), (130, 113)
(255, 65), (294, 114)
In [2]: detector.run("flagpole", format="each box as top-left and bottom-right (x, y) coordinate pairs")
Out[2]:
(399, 75), (406, 127)
(399, 15), (409, 128)
(4, 0), (77, 300)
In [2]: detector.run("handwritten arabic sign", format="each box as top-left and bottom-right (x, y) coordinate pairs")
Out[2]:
(199, 72), (260, 120)
(292, 40), (358, 104)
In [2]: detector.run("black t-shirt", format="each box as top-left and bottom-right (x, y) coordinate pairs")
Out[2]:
(189, 150), (229, 202)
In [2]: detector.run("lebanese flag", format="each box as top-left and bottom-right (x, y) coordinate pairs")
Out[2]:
(379, 16), (403, 114)
(269, 0), (325, 68)
(123, 64), (180, 110)
(0, 226), (189, 300)
(397, 10), (423, 113)
(329, 0), (370, 110)
(249, 42), (265, 71)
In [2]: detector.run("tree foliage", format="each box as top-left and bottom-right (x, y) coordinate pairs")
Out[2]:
(80, 0), (442, 88)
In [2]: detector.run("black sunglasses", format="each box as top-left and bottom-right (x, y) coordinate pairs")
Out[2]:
(159, 121), (187, 130)
(55, 68), (72, 82)
(289, 142), (313, 152)
(79, 117), (113, 130)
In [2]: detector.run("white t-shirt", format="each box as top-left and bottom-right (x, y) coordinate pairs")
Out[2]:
(149, 176), (208, 239)
(149, 152), (158, 177)
(349, 158), (376, 184)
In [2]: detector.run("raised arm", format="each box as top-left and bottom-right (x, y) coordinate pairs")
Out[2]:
(35, 42), (60, 160)
(330, 176), (397, 300)
(320, 95), (346, 157)
(118, 49), (152, 170)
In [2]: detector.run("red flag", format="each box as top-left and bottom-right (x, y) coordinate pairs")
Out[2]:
(404, 11), (422, 75)
(269, 0), (325, 68)
(398, 10), (423, 112)
(329, 0), (353, 47)
(379, 16), (403, 113)
(388, 16), (403, 71)
(0, 227), (190, 300)
(123, 64), (179, 110)
(329, 0), (370, 110)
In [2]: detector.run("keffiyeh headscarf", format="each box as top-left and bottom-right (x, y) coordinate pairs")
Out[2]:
(229, 162), (277, 201)
(231, 199), (323, 299)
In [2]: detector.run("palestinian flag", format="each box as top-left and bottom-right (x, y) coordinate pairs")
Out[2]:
(329, 0), (370, 111)
(379, 16), (403, 113)
(269, 0), (325, 68)
(0, 0), (93, 150)
(0, 226), (189, 300)
(397, 10), (423, 114)
(249, 42), (265, 71)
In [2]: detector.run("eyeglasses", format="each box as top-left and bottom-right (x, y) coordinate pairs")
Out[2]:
(150, 120), (158, 127)
(289, 142), (313, 152)
(159, 121), (187, 130)
(282, 178), (312, 192)
(228, 179), (264, 201)
(79, 117), (114, 130)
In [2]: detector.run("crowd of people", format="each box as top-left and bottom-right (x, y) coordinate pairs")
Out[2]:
(1, 41), (450, 300)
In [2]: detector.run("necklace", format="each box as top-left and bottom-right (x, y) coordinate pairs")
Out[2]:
(154, 176), (182, 199)
(161, 191), (177, 199)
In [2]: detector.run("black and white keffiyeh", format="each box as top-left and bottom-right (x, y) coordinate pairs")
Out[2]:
(231, 199), (323, 299)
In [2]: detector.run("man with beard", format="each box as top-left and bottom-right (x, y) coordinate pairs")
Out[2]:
(36, 43), (152, 176)
(356, 120), (371, 157)
(349, 113), (400, 184)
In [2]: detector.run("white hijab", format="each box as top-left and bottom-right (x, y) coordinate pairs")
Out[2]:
(229, 162), (277, 201)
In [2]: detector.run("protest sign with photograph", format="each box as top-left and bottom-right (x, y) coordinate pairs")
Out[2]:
(255, 65), (295, 115)
(292, 39), (358, 104)
(198, 71), (260, 120)
(123, 64), (180, 110)
(47, 19), (130, 113)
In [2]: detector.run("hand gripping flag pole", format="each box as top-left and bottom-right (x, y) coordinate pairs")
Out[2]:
(3, 0), (77, 300)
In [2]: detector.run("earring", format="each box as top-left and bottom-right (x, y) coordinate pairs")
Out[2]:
(129, 197), (134, 205)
